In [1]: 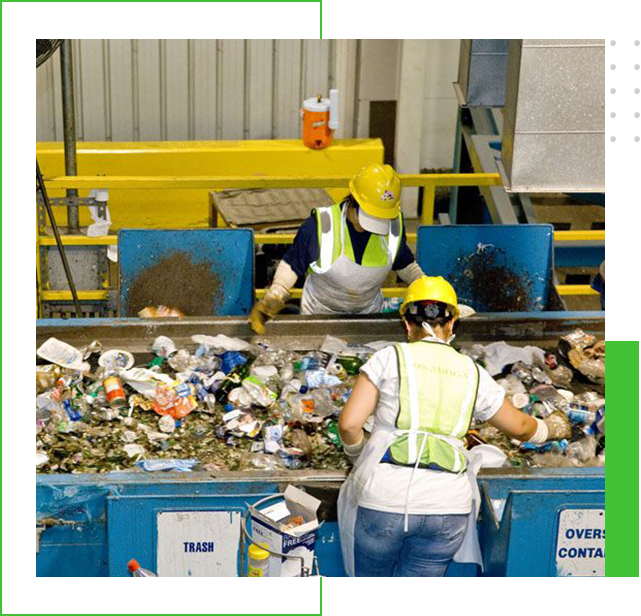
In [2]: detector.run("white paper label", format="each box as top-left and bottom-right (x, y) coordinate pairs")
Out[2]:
(555, 509), (605, 576)
(157, 511), (240, 577)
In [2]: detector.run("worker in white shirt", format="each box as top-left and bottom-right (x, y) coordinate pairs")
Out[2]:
(337, 276), (572, 577)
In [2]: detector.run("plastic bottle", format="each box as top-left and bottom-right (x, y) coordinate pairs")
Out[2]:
(287, 388), (334, 422)
(564, 403), (596, 425)
(248, 544), (270, 577)
(566, 436), (597, 462)
(280, 378), (303, 400)
(127, 559), (157, 577)
(311, 388), (334, 417)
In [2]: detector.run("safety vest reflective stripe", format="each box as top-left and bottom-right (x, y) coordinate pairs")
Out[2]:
(388, 217), (401, 263)
(309, 206), (340, 274)
(392, 341), (479, 472)
(309, 203), (402, 274)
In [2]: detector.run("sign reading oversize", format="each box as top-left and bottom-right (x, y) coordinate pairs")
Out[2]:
(555, 509), (605, 576)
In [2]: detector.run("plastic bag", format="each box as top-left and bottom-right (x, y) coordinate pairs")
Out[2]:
(242, 376), (277, 407)
(191, 334), (251, 352)
(305, 368), (342, 389)
(496, 374), (527, 396)
(135, 459), (198, 472)
(120, 368), (173, 398)
(36, 338), (90, 372)
(152, 336), (177, 358)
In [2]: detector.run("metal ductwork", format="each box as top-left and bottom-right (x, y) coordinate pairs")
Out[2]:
(500, 39), (605, 193)
(454, 39), (510, 108)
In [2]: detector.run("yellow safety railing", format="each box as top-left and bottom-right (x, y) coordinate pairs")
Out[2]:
(38, 173), (603, 305)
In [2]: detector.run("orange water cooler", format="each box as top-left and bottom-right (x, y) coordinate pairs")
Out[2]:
(301, 89), (339, 150)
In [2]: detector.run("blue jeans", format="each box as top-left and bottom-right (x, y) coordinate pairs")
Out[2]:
(354, 506), (468, 577)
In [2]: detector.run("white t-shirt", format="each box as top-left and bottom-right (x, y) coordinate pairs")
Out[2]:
(358, 338), (505, 515)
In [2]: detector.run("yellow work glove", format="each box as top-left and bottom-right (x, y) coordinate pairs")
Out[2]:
(249, 294), (286, 335)
(249, 260), (298, 335)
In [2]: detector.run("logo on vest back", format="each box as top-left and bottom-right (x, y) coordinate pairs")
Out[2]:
(414, 363), (467, 379)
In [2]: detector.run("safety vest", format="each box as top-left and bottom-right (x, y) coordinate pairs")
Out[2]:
(308, 203), (403, 274)
(389, 340), (480, 473)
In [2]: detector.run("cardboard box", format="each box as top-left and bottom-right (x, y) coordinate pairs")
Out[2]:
(250, 485), (321, 577)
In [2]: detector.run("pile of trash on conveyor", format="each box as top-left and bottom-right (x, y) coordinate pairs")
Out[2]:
(35, 329), (604, 474)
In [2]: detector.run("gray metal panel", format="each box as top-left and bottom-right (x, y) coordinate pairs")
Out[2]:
(46, 246), (105, 290)
(468, 53), (509, 106)
(515, 45), (605, 132)
(78, 39), (108, 140)
(455, 39), (509, 107)
(163, 40), (190, 140)
(471, 39), (510, 53)
(510, 132), (605, 193)
(107, 40), (134, 141)
(193, 39), (219, 139)
(501, 39), (605, 193)
(524, 39), (604, 47)
(457, 40), (471, 101)
(136, 40), (162, 140)
(500, 40), (523, 182)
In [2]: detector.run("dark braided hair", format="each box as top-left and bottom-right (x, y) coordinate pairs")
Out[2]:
(403, 300), (454, 330)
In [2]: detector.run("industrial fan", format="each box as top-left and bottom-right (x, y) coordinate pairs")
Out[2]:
(36, 39), (62, 68)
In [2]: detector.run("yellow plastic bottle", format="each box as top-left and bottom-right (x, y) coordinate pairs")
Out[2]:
(247, 544), (270, 577)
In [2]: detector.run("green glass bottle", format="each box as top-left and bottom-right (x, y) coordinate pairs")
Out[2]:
(335, 356), (364, 376)
(214, 361), (252, 403)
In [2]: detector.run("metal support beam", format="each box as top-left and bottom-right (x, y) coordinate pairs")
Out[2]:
(37, 230), (604, 247)
(43, 173), (503, 190)
(36, 161), (83, 315)
(463, 132), (519, 224)
(60, 40), (79, 233)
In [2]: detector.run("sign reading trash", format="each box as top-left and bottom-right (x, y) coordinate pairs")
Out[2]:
(156, 510), (240, 577)
(250, 485), (321, 577)
(555, 509), (605, 576)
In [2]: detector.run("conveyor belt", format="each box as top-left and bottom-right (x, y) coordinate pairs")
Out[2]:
(37, 311), (604, 354)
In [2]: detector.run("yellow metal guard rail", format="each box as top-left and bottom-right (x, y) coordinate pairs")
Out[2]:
(38, 173), (603, 302)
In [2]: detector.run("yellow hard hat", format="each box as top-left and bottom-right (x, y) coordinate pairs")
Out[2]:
(400, 276), (460, 321)
(349, 163), (401, 220)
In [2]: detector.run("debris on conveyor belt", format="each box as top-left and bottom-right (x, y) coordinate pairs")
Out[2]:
(126, 251), (224, 317)
(448, 243), (535, 312)
(35, 330), (604, 474)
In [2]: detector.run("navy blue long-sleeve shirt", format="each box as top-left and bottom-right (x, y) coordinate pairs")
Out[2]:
(282, 202), (416, 279)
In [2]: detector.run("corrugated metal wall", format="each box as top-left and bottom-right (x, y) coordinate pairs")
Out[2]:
(36, 39), (358, 142)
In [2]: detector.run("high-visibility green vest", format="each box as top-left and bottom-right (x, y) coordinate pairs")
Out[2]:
(308, 203), (403, 274)
(389, 340), (480, 473)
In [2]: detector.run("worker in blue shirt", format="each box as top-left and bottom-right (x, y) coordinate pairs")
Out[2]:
(249, 163), (425, 334)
